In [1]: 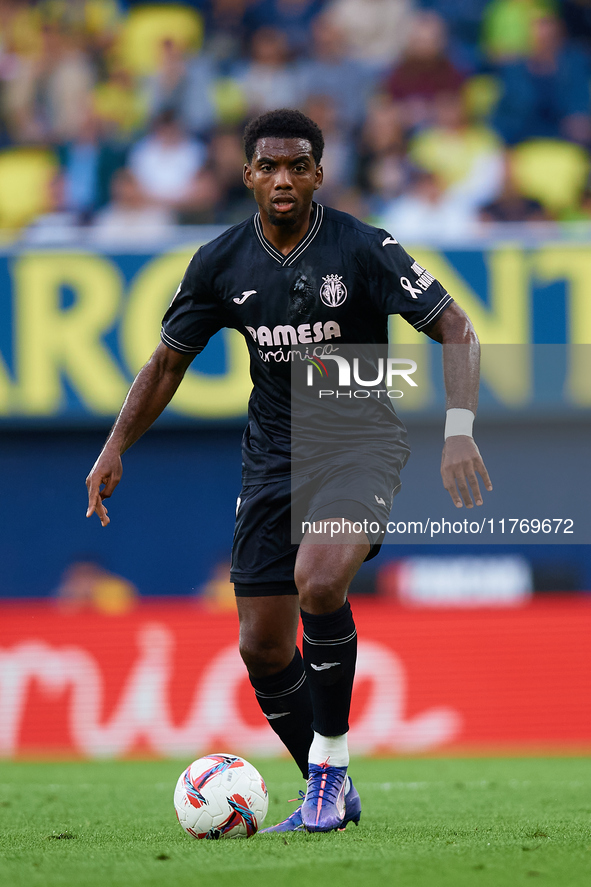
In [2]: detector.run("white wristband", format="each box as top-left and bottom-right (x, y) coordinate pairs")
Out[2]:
(444, 408), (475, 439)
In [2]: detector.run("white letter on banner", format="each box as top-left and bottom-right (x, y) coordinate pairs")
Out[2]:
(0, 630), (461, 757)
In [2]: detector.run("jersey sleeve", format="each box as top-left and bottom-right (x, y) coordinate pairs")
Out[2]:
(161, 249), (226, 354)
(366, 230), (453, 332)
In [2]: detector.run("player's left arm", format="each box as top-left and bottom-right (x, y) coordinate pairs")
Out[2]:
(427, 303), (493, 508)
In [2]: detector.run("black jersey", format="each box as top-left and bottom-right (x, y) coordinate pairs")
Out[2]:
(161, 204), (453, 481)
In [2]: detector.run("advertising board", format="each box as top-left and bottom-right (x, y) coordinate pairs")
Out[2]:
(2, 599), (589, 758)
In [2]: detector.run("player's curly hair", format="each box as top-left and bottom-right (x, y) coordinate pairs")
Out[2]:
(243, 109), (324, 165)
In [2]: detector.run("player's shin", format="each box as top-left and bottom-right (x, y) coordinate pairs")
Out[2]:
(248, 648), (313, 779)
(300, 600), (357, 766)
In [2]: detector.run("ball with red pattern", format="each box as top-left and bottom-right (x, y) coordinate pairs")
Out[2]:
(174, 753), (268, 839)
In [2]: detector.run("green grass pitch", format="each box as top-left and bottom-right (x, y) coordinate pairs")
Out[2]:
(0, 757), (590, 887)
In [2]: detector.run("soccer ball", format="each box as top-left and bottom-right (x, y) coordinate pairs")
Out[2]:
(174, 753), (268, 839)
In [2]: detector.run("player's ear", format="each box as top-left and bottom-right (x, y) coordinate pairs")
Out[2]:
(314, 164), (323, 190)
(243, 164), (254, 190)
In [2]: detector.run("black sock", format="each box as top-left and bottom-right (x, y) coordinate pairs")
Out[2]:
(301, 600), (357, 737)
(249, 648), (313, 779)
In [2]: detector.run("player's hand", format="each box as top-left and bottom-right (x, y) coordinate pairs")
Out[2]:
(441, 436), (492, 508)
(85, 448), (123, 527)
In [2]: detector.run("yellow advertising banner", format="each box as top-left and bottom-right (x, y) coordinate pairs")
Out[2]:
(0, 242), (589, 423)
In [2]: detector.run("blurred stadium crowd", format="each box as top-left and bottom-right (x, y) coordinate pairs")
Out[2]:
(2, 0), (591, 240)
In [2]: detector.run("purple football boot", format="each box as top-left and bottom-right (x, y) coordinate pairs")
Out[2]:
(259, 791), (306, 833)
(260, 779), (361, 833)
(301, 762), (361, 832)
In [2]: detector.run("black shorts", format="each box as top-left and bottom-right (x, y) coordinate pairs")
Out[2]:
(231, 454), (404, 596)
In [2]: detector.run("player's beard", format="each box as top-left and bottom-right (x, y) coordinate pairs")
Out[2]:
(267, 200), (310, 229)
(267, 208), (298, 228)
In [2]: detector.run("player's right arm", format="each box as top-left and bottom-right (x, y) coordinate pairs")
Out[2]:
(85, 342), (194, 527)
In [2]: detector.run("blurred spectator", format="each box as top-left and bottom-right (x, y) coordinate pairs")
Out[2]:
(0, 0), (43, 59)
(128, 109), (207, 205)
(239, 26), (301, 114)
(244, 0), (324, 56)
(384, 10), (465, 131)
(560, 0), (591, 52)
(331, 186), (372, 220)
(2, 0), (588, 234)
(201, 126), (255, 223)
(0, 2), (34, 145)
(356, 95), (412, 211)
(175, 166), (223, 223)
(305, 93), (355, 203)
(408, 91), (504, 210)
(58, 110), (127, 218)
(23, 172), (81, 244)
(297, 12), (371, 132)
(381, 169), (478, 241)
(55, 559), (138, 615)
(481, 0), (554, 62)
(92, 168), (176, 245)
(479, 153), (548, 221)
(492, 12), (591, 145)
(202, 0), (250, 68)
(144, 37), (218, 137)
(113, 2), (204, 79)
(419, 0), (490, 70)
(4, 21), (95, 143)
(93, 65), (147, 140)
(327, 0), (414, 73)
(81, 0), (123, 69)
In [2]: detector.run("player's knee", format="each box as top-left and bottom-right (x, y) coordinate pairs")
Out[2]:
(239, 635), (292, 678)
(295, 570), (346, 613)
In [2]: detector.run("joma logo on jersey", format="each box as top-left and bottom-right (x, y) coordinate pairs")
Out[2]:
(245, 321), (341, 346)
(320, 274), (347, 307)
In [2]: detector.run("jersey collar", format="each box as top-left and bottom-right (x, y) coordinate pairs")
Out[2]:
(253, 203), (324, 267)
